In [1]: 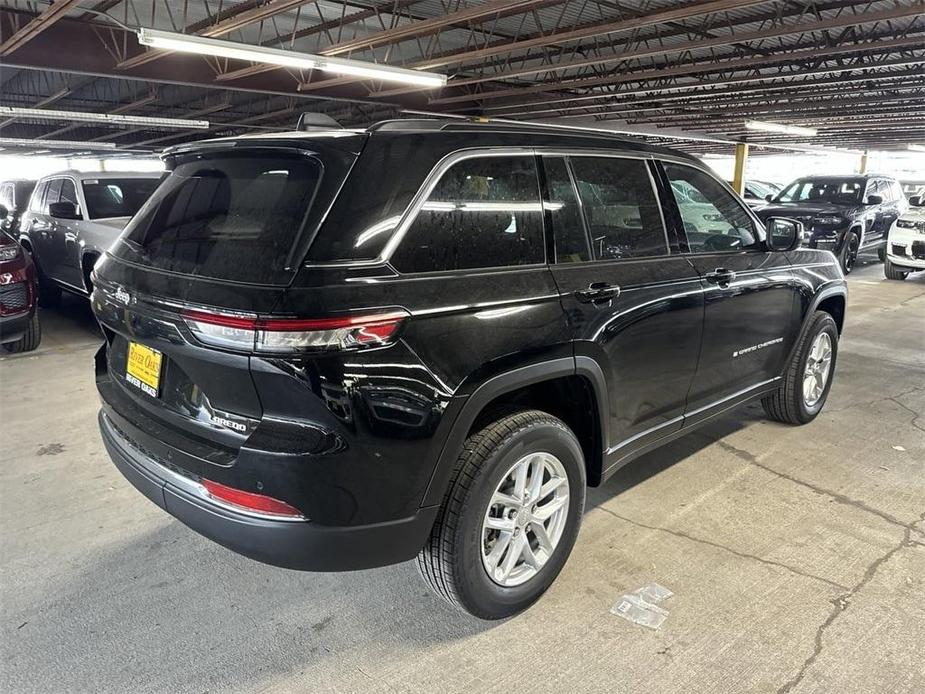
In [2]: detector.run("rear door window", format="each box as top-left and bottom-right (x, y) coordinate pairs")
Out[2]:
(569, 156), (667, 260)
(390, 155), (545, 273)
(115, 152), (323, 284)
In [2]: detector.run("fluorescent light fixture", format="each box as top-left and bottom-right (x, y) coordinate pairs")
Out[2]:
(137, 27), (448, 88)
(0, 106), (209, 130)
(0, 137), (117, 150)
(745, 120), (817, 137)
(908, 144), (925, 153)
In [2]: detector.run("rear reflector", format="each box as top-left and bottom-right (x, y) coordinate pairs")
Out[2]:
(181, 309), (408, 352)
(201, 479), (305, 519)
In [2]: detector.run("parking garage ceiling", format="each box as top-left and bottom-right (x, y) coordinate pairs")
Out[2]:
(0, 0), (922, 154)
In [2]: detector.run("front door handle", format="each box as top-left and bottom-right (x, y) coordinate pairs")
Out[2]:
(575, 282), (621, 304)
(705, 268), (736, 286)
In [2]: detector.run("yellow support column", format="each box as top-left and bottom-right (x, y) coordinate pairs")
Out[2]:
(732, 142), (749, 196)
(859, 150), (868, 174)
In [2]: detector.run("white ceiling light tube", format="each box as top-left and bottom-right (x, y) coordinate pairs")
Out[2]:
(0, 137), (118, 149)
(0, 106), (209, 129)
(908, 144), (925, 152)
(745, 120), (818, 137)
(137, 27), (448, 88)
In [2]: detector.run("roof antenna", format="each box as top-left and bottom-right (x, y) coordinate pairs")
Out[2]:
(296, 113), (343, 131)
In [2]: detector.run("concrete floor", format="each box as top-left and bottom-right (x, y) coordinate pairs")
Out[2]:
(2, 259), (923, 694)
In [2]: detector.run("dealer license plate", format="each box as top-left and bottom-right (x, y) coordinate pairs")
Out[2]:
(126, 342), (162, 397)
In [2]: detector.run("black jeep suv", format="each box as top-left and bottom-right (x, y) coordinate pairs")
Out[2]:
(756, 174), (905, 274)
(92, 120), (847, 619)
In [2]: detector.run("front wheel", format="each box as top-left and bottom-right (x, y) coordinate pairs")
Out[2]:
(840, 232), (859, 274)
(1, 310), (41, 353)
(884, 258), (909, 281)
(418, 410), (586, 619)
(762, 311), (839, 425)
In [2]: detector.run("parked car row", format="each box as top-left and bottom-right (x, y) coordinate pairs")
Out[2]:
(0, 170), (161, 352)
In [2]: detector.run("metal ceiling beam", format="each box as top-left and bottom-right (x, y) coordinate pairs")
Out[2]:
(497, 71), (925, 119)
(0, 10), (401, 111)
(298, 0), (774, 92)
(412, 0), (774, 71)
(317, 0), (559, 56)
(430, 35), (925, 105)
(0, 0), (82, 56)
(378, 2), (925, 97)
(479, 59), (924, 114)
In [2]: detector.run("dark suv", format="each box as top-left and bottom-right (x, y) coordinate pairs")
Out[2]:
(92, 120), (847, 619)
(756, 174), (906, 273)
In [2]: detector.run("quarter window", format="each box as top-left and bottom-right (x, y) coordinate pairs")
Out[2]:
(569, 157), (667, 260)
(664, 164), (759, 253)
(59, 179), (80, 210)
(542, 157), (589, 263)
(29, 182), (45, 213)
(43, 179), (63, 213)
(390, 156), (545, 273)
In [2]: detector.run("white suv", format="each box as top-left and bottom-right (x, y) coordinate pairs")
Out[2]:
(884, 195), (925, 280)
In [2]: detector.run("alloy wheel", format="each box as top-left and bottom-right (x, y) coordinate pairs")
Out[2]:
(481, 452), (571, 587)
(803, 332), (833, 407)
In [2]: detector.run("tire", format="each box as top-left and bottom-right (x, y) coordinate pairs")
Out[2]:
(884, 258), (909, 281)
(839, 232), (859, 274)
(418, 409), (586, 619)
(877, 246), (886, 262)
(1, 310), (41, 353)
(762, 311), (839, 425)
(23, 247), (61, 307)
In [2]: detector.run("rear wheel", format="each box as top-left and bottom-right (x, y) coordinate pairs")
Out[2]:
(884, 258), (909, 281)
(418, 410), (586, 619)
(762, 311), (838, 425)
(839, 232), (859, 274)
(1, 310), (41, 353)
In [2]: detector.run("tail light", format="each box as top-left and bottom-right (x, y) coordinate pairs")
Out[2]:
(201, 479), (304, 519)
(181, 308), (409, 353)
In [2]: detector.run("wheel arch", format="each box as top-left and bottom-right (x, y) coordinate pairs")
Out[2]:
(421, 357), (608, 508)
(783, 283), (847, 370)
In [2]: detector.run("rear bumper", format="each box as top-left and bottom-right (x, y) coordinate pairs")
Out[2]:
(99, 409), (438, 571)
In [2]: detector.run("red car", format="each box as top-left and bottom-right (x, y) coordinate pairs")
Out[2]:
(0, 214), (40, 353)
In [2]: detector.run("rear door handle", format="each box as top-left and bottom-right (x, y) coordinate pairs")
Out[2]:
(705, 268), (736, 286)
(575, 282), (621, 304)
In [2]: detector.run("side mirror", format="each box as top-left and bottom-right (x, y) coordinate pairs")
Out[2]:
(48, 201), (81, 220)
(765, 217), (803, 251)
(765, 194), (774, 202)
(0, 205), (8, 221)
(909, 195), (923, 207)
(864, 194), (883, 206)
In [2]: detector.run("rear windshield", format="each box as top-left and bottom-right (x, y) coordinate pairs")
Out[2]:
(113, 151), (324, 284)
(82, 178), (160, 219)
